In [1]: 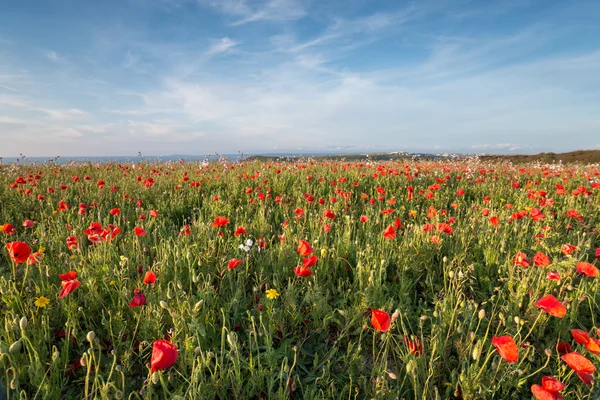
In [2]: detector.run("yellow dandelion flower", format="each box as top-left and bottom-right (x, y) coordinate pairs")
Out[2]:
(34, 296), (50, 308)
(266, 289), (280, 300)
(38, 246), (45, 253)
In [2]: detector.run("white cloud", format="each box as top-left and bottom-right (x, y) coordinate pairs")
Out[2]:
(205, 37), (239, 56)
(199, 0), (306, 25)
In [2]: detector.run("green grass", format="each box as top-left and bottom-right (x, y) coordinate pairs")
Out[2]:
(0, 159), (599, 399)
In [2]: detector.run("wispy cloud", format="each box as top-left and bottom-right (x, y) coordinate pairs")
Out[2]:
(199, 0), (306, 25)
(205, 37), (239, 56)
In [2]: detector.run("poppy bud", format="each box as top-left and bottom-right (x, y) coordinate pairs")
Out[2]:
(19, 316), (28, 330)
(86, 331), (96, 343)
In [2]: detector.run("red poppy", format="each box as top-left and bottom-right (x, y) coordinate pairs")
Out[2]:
(533, 252), (551, 267)
(149, 210), (159, 218)
(84, 222), (104, 235)
(513, 252), (530, 267)
(561, 352), (596, 374)
(134, 227), (147, 237)
(58, 271), (81, 298)
(577, 371), (594, 386)
(586, 338), (600, 355)
(227, 258), (243, 270)
(212, 216), (229, 227)
(535, 294), (566, 318)
(1, 224), (16, 235)
(110, 208), (121, 216)
(58, 200), (70, 211)
(541, 376), (565, 393)
(143, 270), (156, 284)
(371, 309), (391, 332)
(27, 252), (43, 265)
(297, 240), (314, 256)
(360, 215), (368, 223)
(571, 329), (591, 345)
(323, 209), (336, 219)
(561, 244), (577, 255)
(556, 341), (572, 355)
(150, 339), (178, 372)
(491, 335), (518, 362)
(302, 256), (318, 268)
(180, 225), (191, 236)
(294, 265), (312, 277)
(5, 241), (31, 264)
(546, 271), (560, 281)
(596, 248), (600, 261)
(234, 226), (246, 237)
(489, 216), (499, 226)
(576, 262), (598, 277)
(383, 225), (396, 240)
(66, 236), (79, 249)
(129, 289), (146, 308)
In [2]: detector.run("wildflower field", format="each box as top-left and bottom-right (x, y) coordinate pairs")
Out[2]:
(1, 158), (600, 399)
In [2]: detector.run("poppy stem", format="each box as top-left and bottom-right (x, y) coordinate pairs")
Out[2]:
(520, 312), (543, 344)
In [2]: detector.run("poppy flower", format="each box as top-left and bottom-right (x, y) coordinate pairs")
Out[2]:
(294, 265), (312, 277)
(513, 252), (530, 267)
(561, 352), (596, 374)
(491, 335), (518, 362)
(383, 225), (396, 240)
(84, 222), (104, 235)
(143, 270), (156, 284)
(297, 240), (314, 256)
(360, 215), (368, 223)
(531, 379), (565, 400)
(227, 258), (243, 270)
(58, 200), (70, 211)
(533, 252), (551, 267)
(180, 225), (191, 236)
(530, 385), (556, 400)
(323, 209), (336, 219)
(66, 236), (79, 249)
(541, 376), (565, 393)
(586, 338), (600, 355)
(1, 224), (16, 235)
(596, 248), (600, 261)
(489, 216), (499, 226)
(27, 252), (43, 265)
(571, 329), (590, 345)
(535, 294), (566, 318)
(234, 226), (246, 237)
(5, 241), (31, 264)
(546, 271), (560, 281)
(302, 255), (318, 268)
(149, 210), (159, 218)
(129, 289), (146, 308)
(150, 339), (178, 372)
(212, 216), (229, 227)
(556, 342), (572, 355)
(371, 309), (391, 332)
(58, 271), (81, 298)
(134, 227), (147, 237)
(110, 208), (121, 216)
(576, 262), (599, 277)
(22, 220), (35, 229)
(561, 244), (577, 255)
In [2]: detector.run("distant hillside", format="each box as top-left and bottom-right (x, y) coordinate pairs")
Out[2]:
(479, 150), (600, 164)
(244, 150), (600, 164)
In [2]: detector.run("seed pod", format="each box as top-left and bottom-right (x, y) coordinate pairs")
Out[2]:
(9, 341), (21, 353)
(478, 309), (485, 320)
(19, 317), (28, 330)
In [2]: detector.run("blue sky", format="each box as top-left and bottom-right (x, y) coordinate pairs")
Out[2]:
(1, 0), (599, 156)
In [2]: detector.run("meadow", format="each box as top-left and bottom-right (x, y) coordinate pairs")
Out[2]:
(0, 158), (599, 399)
